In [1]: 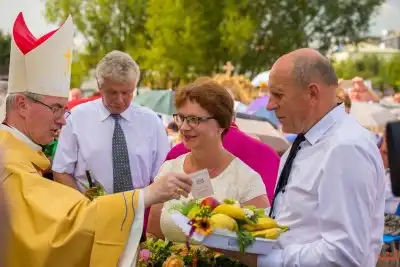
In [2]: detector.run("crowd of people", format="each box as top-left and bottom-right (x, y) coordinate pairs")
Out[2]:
(0, 12), (399, 267)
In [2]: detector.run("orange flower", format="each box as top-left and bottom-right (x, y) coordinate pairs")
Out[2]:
(162, 255), (184, 267)
(259, 82), (268, 89)
(192, 218), (212, 236)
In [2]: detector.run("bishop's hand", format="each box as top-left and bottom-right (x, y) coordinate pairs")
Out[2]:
(143, 172), (192, 208)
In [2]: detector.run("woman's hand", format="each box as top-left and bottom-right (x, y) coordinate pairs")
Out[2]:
(143, 172), (192, 208)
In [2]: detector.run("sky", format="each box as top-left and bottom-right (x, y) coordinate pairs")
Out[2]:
(0, 0), (400, 41)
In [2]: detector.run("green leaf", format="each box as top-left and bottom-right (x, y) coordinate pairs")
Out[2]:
(236, 228), (255, 253)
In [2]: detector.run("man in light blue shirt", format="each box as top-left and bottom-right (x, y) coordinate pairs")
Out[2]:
(223, 48), (385, 267)
(53, 51), (169, 193)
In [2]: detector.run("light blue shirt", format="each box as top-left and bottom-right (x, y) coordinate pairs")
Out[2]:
(53, 99), (169, 193)
(258, 104), (385, 267)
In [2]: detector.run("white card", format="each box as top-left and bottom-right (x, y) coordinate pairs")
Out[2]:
(190, 169), (214, 199)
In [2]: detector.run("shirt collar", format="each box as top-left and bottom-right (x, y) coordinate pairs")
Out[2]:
(304, 103), (346, 146)
(97, 99), (133, 122)
(0, 124), (42, 151)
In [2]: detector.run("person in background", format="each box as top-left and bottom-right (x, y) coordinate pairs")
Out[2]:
(68, 88), (81, 101)
(223, 48), (385, 267)
(147, 78), (269, 241)
(336, 87), (352, 113)
(1, 13), (193, 267)
(166, 121), (180, 148)
(165, 109), (280, 205)
(379, 134), (400, 215)
(53, 50), (170, 241)
(394, 92), (400, 104)
(348, 76), (381, 103)
(67, 90), (101, 110)
(53, 50), (169, 193)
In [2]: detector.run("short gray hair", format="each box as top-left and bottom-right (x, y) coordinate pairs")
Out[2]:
(292, 56), (338, 88)
(96, 50), (140, 89)
(5, 92), (43, 113)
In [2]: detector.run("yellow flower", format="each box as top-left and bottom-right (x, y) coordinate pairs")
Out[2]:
(192, 217), (213, 236)
(162, 255), (184, 267)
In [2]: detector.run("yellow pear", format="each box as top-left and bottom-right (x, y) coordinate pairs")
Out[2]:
(210, 213), (239, 232)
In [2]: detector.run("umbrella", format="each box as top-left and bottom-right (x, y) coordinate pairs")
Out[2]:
(251, 71), (270, 87)
(235, 117), (289, 152)
(254, 108), (280, 128)
(234, 101), (248, 113)
(350, 102), (397, 128)
(133, 90), (176, 115)
(246, 96), (269, 114)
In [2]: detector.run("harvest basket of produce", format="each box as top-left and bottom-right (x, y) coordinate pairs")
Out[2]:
(170, 197), (288, 255)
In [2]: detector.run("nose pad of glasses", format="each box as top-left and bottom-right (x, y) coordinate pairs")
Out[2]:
(179, 119), (191, 130)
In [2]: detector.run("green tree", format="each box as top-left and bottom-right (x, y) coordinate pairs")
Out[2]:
(333, 53), (400, 91)
(45, 0), (148, 87)
(382, 54), (400, 90)
(239, 0), (385, 76)
(45, 0), (384, 88)
(0, 31), (11, 75)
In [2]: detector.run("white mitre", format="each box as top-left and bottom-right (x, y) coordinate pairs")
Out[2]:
(0, 12), (74, 123)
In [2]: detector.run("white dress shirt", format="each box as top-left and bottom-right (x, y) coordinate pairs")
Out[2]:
(258, 104), (385, 267)
(52, 99), (170, 193)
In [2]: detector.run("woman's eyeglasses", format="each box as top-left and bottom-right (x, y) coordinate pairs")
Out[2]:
(172, 114), (214, 128)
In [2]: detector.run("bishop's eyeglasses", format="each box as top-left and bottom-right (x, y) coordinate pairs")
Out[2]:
(25, 95), (71, 119)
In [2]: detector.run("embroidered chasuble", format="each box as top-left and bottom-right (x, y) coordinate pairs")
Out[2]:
(0, 129), (143, 267)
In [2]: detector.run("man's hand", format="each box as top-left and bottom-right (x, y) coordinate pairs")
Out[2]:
(143, 172), (192, 208)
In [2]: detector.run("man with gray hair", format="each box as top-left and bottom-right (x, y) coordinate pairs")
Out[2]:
(53, 50), (169, 198)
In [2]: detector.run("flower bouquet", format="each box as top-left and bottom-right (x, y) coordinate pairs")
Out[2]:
(169, 197), (288, 255)
(80, 170), (106, 201)
(138, 238), (247, 267)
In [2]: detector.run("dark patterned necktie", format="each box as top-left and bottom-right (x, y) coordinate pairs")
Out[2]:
(112, 114), (133, 193)
(269, 134), (306, 217)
